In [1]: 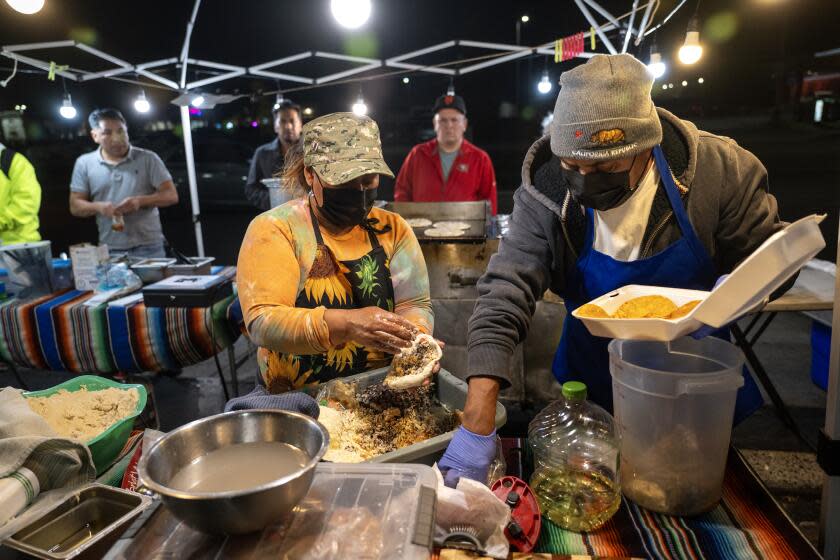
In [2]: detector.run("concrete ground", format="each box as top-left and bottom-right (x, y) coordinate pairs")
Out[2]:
(0, 310), (829, 549)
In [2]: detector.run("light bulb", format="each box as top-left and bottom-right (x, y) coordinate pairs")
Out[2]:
(273, 93), (284, 111)
(678, 31), (703, 65)
(521, 15), (529, 23)
(134, 90), (151, 113)
(402, 77), (410, 84)
(537, 72), (552, 94)
(446, 83), (455, 97)
(190, 95), (205, 108)
(352, 97), (368, 116)
(330, 0), (371, 29)
(5, 0), (44, 14)
(681, 80), (688, 87)
(59, 93), (76, 119)
(698, 77), (705, 84)
(303, 107), (314, 116)
(647, 52), (666, 79)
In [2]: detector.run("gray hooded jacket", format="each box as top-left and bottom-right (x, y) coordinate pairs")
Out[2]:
(467, 108), (786, 387)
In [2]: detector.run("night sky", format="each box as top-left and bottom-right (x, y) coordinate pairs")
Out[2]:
(1, 0), (839, 130)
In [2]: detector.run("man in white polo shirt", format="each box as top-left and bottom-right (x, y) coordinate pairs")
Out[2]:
(69, 108), (178, 258)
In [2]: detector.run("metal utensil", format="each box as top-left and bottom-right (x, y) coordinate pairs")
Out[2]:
(137, 409), (328, 535)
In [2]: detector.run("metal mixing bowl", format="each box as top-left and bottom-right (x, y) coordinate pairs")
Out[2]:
(137, 409), (328, 534)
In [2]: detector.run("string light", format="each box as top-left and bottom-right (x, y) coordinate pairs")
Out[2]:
(133, 89), (151, 113)
(402, 76), (410, 84)
(537, 70), (552, 94)
(352, 89), (367, 116)
(678, 6), (703, 65)
(59, 92), (76, 119)
(5, 0), (44, 14)
(331, 0), (371, 29)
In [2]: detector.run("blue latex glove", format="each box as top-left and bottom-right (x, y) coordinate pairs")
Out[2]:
(691, 274), (729, 339)
(224, 386), (320, 419)
(438, 426), (497, 488)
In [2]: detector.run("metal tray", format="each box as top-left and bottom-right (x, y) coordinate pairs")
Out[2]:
(317, 367), (506, 464)
(130, 258), (176, 284)
(166, 257), (215, 276)
(386, 201), (489, 243)
(3, 484), (151, 560)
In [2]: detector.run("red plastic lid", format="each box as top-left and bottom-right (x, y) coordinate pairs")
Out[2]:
(491, 476), (542, 553)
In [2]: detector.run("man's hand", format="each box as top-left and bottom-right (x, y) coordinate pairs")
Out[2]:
(114, 196), (142, 215)
(97, 202), (117, 218)
(438, 426), (497, 487)
(325, 307), (418, 353)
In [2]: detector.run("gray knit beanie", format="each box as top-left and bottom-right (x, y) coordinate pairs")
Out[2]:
(550, 53), (662, 161)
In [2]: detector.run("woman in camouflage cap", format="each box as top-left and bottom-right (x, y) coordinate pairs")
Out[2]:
(236, 112), (435, 401)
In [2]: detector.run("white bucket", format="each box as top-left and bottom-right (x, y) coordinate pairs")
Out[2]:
(261, 178), (295, 208)
(608, 336), (744, 515)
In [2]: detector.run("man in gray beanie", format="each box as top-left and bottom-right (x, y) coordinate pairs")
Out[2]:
(438, 53), (790, 487)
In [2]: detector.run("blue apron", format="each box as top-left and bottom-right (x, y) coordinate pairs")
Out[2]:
(551, 145), (762, 424)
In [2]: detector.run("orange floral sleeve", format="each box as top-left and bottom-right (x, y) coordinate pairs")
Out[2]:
(237, 213), (332, 355)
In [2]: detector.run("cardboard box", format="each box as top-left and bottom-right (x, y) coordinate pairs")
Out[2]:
(69, 243), (109, 291)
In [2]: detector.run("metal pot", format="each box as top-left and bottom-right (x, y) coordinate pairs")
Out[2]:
(137, 409), (328, 534)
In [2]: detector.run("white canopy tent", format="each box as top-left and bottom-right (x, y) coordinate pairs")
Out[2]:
(2, 2), (837, 557)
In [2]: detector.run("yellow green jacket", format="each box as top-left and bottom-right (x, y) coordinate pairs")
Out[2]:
(0, 144), (41, 245)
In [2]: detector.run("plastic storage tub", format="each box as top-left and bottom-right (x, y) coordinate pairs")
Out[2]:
(574, 214), (826, 341)
(317, 367), (507, 464)
(608, 337), (744, 516)
(23, 375), (147, 474)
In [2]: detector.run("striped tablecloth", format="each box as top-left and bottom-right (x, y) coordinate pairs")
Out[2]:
(0, 280), (242, 375)
(536, 448), (820, 560)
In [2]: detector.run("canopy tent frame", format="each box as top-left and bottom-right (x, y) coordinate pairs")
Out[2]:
(2, 1), (838, 557)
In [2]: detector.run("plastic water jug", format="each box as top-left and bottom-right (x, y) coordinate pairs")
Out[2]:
(528, 381), (620, 532)
(609, 336), (744, 516)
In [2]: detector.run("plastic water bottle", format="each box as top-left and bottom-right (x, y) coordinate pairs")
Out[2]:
(528, 381), (620, 532)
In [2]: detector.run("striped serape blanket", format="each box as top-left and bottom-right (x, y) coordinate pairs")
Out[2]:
(0, 283), (242, 374)
(536, 448), (820, 560)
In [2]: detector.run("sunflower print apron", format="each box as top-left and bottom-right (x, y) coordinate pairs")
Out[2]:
(259, 204), (397, 394)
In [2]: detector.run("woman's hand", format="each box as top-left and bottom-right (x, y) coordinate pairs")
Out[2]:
(325, 307), (418, 353)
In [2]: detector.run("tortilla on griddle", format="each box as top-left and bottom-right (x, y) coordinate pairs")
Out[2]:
(405, 218), (433, 228)
(423, 227), (464, 237)
(433, 221), (471, 230)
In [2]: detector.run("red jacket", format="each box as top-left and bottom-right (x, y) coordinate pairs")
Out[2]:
(394, 139), (498, 214)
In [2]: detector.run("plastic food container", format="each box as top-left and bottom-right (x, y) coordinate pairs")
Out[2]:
(3, 484), (151, 560)
(317, 367), (507, 464)
(23, 375), (147, 474)
(270, 463), (436, 560)
(609, 336), (744, 515)
(102, 463), (436, 560)
(573, 214), (827, 341)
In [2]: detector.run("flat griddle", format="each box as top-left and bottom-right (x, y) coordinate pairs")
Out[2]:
(386, 201), (488, 243)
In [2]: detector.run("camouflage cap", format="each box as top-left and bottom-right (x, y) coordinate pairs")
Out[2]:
(302, 112), (394, 185)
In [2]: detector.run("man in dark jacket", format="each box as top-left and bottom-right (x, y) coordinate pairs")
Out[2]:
(438, 54), (789, 486)
(244, 100), (302, 210)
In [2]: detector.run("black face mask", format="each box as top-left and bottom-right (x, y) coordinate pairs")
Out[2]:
(562, 159), (636, 211)
(318, 186), (378, 228)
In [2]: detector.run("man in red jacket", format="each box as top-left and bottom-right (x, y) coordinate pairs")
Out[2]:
(395, 94), (498, 214)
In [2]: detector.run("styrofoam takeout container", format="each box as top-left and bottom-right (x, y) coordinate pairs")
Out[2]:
(573, 214), (827, 341)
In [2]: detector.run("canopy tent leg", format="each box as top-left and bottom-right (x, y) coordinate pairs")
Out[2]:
(820, 218), (840, 559)
(179, 105), (204, 256)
